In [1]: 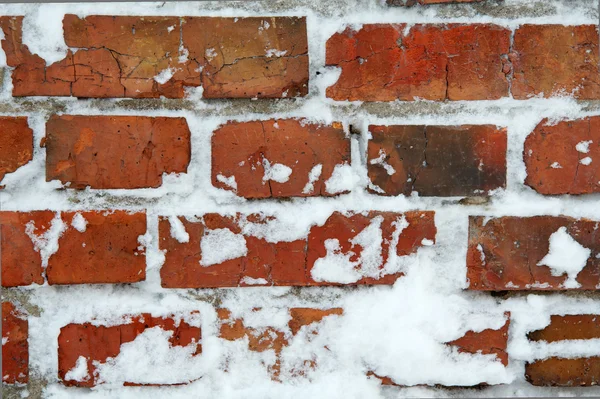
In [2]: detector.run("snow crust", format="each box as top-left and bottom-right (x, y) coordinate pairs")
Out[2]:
(200, 228), (248, 266)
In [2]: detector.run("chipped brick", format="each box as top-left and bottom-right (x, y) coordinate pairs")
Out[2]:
(0, 116), (33, 184)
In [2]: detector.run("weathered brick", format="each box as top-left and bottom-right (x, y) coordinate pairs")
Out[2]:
(368, 125), (507, 196)
(307, 211), (436, 285)
(160, 212), (435, 288)
(511, 25), (600, 100)
(0, 117), (33, 184)
(2, 302), (28, 384)
(387, 0), (484, 4)
(467, 216), (600, 290)
(46, 115), (191, 189)
(218, 307), (342, 378)
(0, 15), (308, 98)
(212, 119), (350, 198)
(0, 211), (51, 287)
(447, 315), (510, 366)
(526, 357), (600, 387)
(524, 117), (600, 195)
(58, 314), (201, 387)
(46, 211), (147, 285)
(528, 315), (600, 342)
(325, 24), (510, 101)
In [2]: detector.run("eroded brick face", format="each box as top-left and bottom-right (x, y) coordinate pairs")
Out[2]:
(2, 302), (28, 384)
(46, 115), (191, 189)
(0, 117), (33, 184)
(467, 216), (600, 290)
(511, 25), (600, 100)
(58, 314), (201, 387)
(447, 315), (510, 366)
(325, 24), (510, 101)
(0, 15), (308, 98)
(525, 357), (600, 387)
(160, 211), (435, 288)
(212, 119), (350, 198)
(368, 125), (507, 196)
(524, 117), (600, 195)
(528, 315), (600, 342)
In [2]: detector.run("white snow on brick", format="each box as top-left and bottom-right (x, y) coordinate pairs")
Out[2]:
(200, 228), (247, 266)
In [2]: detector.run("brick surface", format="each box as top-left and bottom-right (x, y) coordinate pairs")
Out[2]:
(467, 216), (600, 290)
(511, 25), (600, 100)
(525, 357), (600, 387)
(325, 24), (510, 101)
(218, 307), (342, 378)
(524, 117), (600, 195)
(387, 0), (484, 4)
(0, 15), (307, 98)
(212, 119), (350, 198)
(2, 302), (28, 384)
(368, 125), (507, 196)
(528, 315), (600, 342)
(0, 117), (33, 184)
(447, 315), (510, 366)
(46, 115), (191, 189)
(160, 211), (435, 288)
(58, 314), (201, 387)
(1, 211), (52, 287)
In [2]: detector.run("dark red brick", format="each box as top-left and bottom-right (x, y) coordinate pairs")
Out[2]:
(2, 302), (28, 384)
(58, 314), (201, 387)
(524, 117), (600, 195)
(447, 314), (510, 366)
(467, 216), (600, 290)
(326, 24), (510, 101)
(368, 125), (507, 196)
(528, 315), (600, 342)
(526, 357), (600, 387)
(0, 117), (33, 184)
(212, 119), (350, 198)
(46, 115), (191, 189)
(511, 25), (600, 100)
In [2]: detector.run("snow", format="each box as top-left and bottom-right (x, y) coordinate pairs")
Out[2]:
(216, 174), (237, 191)
(0, 0), (599, 397)
(576, 140), (592, 153)
(537, 227), (591, 289)
(24, 212), (67, 268)
(369, 150), (396, 175)
(580, 157), (592, 165)
(168, 216), (189, 244)
(70, 213), (87, 233)
(21, 5), (68, 65)
(324, 164), (354, 194)
(200, 228), (248, 266)
(265, 49), (287, 57)
(2, 337), (8, 345)
(302, 164), (323, 194)
(240, 276), (269, 285)
(550, 162), (562, 169)
(154, 68), (176, 85)
(262, 159), (292, 184)
(64, 356), (89, 382)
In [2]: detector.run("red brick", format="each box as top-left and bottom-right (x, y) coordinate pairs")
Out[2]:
(45, 115), (190, 189)
(325, 24), (510, 101)
(525, 357), (600, 387)
(2, 302), (28, 384)
(524, 117), (600, 195)
(212, 119), (350, 198)
(467, 216), (600, 290)
(528, 315), (600, 342)
(387, 0), (484, 4)
(0, 15), (307, 98)
(0, 211), (52, 287)
(0, 117), (33, 184)
(307, 211), (436, 285)
(511, 25), (600, 100)
(160, 211), (435, 288)
(447, 315), (510, 366)
(368, 125), (506, 196)
(46, 211), (147, 285)
(58, 314), (201, 387)
(218, 307), (342, 379)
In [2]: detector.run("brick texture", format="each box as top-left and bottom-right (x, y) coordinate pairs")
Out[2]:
(0, 15), (308, 98)
(368, 125), (507, 196)
(1, 211), (146, 286)
(525, 357), (600, 387)
(326, 24), (511, 101)
(159, 211), (435, 288)
(0, 116), (33, 184)
(58, 314), (201, 387)
(524, 117), (600, 195)
(467, 216), (600, 290)
(387, 0), (484, 4)
(528, 315), (600, 342)
(46, 115), (191, 189)
(212, 119), (350, 198)
(2, 302), (28, 384)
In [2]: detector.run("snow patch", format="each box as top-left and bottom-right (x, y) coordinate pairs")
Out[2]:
(25, 213), (67, 268)
(71, 213), (87, 233)
(216, 174), (237, 191)
(262, 159), (292, 184)
(240, 276), (269, 286)
(265, 48), (287, 57)
(324, 164), (354, 194)
(302, 164), (323, 194)
(575, 140), (592, 153)
(64, 356), (89, 382)
(580, 157), (592, 165)
(168, 216), (189, 244)
(21, 6), (68, 65)
(200, 228), (247, 266)
(550, 162), (562, 169)
(369, 150), (396, 175)
(537, 227), (591, 288)
(154, 68), (175, 84)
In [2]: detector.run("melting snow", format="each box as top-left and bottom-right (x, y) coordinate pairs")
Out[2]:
(200, 228), (248, 266)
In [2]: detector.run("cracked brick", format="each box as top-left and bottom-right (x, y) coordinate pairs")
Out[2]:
(0, 116), (33, 185)
(467, 216), (600, 291)
(211, 119), (350, 198)
(524, 117), (600, 195)
(367, 125), (507, 196)
(45, 115), (191, 189)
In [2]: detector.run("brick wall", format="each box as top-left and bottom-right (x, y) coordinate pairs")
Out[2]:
(1, 0), (599, 397)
